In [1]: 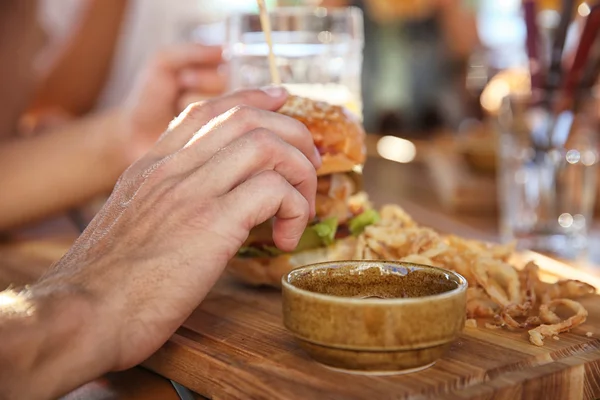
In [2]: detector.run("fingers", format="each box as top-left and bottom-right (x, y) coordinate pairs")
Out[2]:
(155, 44), (223, 71)
(195, 128), (317, 217)
(179, 67), (227, 94)
(220, 170), (311, 252)
(175, 104), (321, 173)
(151, 87), (291, 156)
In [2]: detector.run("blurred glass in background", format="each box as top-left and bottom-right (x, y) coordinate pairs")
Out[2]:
(226, 7), (364, 118)
(180, 1), (270, 46)
(497, 91), (599, 260)
(272, 0), (483, 134)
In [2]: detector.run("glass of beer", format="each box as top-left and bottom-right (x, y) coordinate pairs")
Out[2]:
(226, 6), (364, 118)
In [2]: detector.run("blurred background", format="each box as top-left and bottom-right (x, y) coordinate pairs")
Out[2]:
(29, 0), (564, 134)
(29, 0), (595, 135)
(4, 0), (600, 264)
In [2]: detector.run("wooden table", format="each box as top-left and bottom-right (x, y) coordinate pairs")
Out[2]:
(2, 138), (599, 399)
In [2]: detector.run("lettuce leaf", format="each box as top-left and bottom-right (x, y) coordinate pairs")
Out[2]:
(295, 217), (338, 252)
(237, 218), (339, 257)
(349, 209), (380, 236)
(311, 217), (338, 245)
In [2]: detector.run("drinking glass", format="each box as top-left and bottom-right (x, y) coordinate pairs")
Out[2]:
(226, 7), (364, 118)
(497, 92), (599, 260)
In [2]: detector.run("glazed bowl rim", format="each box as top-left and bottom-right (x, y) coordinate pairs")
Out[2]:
(281, 260), (468, 305)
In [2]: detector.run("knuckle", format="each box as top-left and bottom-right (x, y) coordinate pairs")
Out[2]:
(293, 161), (317, 189)
(304, 171), (318, 190)
(259, 170), (287, 188)
(247, 127), (275, 144)
(229, 104), (257, 120)
(232, 88), (261, 103)
(183, 100), (210, 120)
(281, 113), (310, 136)
(299, 153), (317, 173)
(292, 116), (310, 133)
(246, 128), (280, 154)
(298, 125), (314, 147)
(298, 194), (310, 215)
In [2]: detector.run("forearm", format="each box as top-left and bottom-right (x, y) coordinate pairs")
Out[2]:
(0, 284), (114, 400)
(31, 0), (128, 115)
(0, 110), (126, 230)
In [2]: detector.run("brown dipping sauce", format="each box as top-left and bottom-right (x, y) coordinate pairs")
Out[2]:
(288, 263), (460, 299)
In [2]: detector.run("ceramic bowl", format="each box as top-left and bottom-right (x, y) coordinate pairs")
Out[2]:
(281, 260), (467, 375)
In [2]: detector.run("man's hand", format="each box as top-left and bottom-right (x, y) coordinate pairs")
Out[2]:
(52, 85), (321, 367)
(1, 87), (321, 399)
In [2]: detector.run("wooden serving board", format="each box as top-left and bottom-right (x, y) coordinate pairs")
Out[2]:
(144, 272), (600, 400)
(2, 236), (600, 399)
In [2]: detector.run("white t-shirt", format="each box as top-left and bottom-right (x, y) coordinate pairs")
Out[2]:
(38, 0), (250, 110)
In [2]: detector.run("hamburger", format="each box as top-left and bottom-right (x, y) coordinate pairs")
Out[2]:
(227, 96), (379, 286)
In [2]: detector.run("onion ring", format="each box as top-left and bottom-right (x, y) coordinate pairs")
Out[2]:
(528, 299), (588, 346)
(466, 288), (498, 318)
(472, 259), (521, 307)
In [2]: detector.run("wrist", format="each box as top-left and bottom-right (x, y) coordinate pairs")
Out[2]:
(0, 281), (117, 399)
(100, 109), (136, 180)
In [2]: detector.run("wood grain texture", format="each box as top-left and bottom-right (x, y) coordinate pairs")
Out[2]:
(142, 274), (600, 400)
